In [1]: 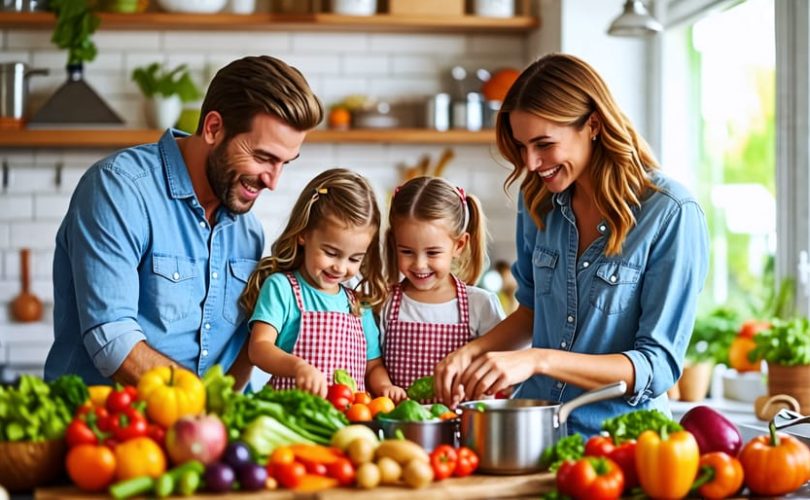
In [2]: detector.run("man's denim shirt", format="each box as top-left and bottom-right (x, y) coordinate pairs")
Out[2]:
(512, 172), (709, 436)
(45, 129), (264, 384)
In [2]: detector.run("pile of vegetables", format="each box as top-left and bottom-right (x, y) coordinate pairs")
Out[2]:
(0, 374), (87, 441)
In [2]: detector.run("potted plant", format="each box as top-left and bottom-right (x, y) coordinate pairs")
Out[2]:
(751, 316), (810, 414)
(131, 63), (201, 130)
(676, 306), (740, 401)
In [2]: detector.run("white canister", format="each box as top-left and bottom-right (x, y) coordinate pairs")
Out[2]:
(333, 0), (376, 16)
(229, 0), (255, 13)
(474, 0), (514, 18)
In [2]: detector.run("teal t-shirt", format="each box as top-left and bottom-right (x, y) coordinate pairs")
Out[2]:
(249, 270), (381, 360)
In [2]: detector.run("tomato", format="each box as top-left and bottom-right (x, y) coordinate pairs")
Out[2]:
(271, 446), (296, 466)
(454, 447), (479, 477)
(114, 437), (167, 480)
(147, 424), (166, 449)
(109, 406), (148, 442)
(326, 457), (356, 486)
(739, 319), (771, 339)
(557, 456), (624, 500)
(345, 403), (372, 422)
(353, 391), (372, 405)
(105, 385), (137, 414)
(430, 445), (458, 480)
(65, 444), (117, 492)
(728, 336), (761, 372)
(274, 461), (307, 488)
(607, 440), (637, 490)
(585, 436), (615, 457)
(327, 384), (354, 411)
(367, 396), (395, 417)
(66, 419), (99, 448)
(302, 459), (328, 476)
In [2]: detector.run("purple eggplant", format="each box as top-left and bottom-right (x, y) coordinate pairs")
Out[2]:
(680, 405), (743, 456)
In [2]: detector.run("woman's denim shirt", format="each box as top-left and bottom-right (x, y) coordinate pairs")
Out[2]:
(512, 172), (709, 436)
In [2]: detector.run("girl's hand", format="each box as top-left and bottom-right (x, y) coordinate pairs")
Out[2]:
(294, 361), (328, 397)
(459, 349), (541, 401)
(379, 385), (408, 403)
(434, 345), (478, 408)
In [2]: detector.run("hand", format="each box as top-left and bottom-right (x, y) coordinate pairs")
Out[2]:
(293, 361), (328, 397)
(459, 349), (541, 401)
(378, 385), (408, 403)
(434, 345), (477, 408)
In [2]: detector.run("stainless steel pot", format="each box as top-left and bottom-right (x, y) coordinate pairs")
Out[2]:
(366, 418), (458, 452)
(0, 62), (48, 121)
(459, 381), (627, 474)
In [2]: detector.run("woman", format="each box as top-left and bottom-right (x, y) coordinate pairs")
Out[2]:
(434, 53), (709, 436)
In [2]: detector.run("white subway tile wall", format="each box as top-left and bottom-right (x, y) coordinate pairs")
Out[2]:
(0, 27), (527, 374)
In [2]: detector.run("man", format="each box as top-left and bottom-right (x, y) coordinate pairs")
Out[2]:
(44, 56), (323, 387)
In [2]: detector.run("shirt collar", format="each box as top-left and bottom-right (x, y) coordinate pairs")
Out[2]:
(159, 128), (195, 200)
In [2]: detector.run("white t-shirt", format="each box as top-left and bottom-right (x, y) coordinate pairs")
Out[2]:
(379, 285), (506, 342)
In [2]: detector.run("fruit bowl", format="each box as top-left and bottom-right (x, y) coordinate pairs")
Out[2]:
(0, 439), (67, 492)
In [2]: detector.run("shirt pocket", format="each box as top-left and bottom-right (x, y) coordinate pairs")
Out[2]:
(148, 253), (197, 323)
(590, 260), (642, 314)
(223, 259), (258, 324)
(532, 246), (558, 295)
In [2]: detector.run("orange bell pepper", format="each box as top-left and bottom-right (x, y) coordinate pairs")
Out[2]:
(636, 427), (699, 499)
(691, 452), (744, 499)
(739, 421), (810, 496)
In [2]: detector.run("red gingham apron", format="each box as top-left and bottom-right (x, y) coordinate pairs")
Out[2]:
(383, 275), (471, 402)
(270, 272), (367, 392)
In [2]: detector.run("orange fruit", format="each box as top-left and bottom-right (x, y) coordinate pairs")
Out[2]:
(66, 444), (116, 492)
(345, 403), (372, 422)
(729, 336), (761, 372)
(367, 396), (395, 417)
(328, 107), (351, 130)
(482, 68), (520, 102)
(738, 319), (771, 339)
(353, 391), (372, 405)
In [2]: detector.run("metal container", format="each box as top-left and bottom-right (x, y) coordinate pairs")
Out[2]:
(459, 381), (627, 474)
(367, 418), (458, 452)
(0, 62), (47, 121)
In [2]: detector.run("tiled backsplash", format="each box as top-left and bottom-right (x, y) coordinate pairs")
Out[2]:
(0, 27), (529, 375)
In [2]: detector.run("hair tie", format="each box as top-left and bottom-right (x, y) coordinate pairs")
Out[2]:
(312, 187), (328, 201)
(393, 185), (402, 198)
(456, 186), (466, 203)
(456, 186), (469, 230)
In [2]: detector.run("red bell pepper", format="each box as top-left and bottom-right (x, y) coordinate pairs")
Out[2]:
(454, 447), (479, 477)
(109, 406), (148, 442)
(556, 456), (624, 500)
(67, 406), (112, 447)
(430, 445), (458, 480)
(584, 435), (638, 490)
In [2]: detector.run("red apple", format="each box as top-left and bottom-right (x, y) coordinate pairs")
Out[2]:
(165, 414), (227, 466)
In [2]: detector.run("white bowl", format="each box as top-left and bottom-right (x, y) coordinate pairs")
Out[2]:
(157, 0), (227, 13)
(722, 369), (767, 402)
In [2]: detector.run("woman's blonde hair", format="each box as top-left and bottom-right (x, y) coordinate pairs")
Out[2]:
(496, 53), (658, 255)
(385, 176), (487, 286)
(240, 168), (386, 315)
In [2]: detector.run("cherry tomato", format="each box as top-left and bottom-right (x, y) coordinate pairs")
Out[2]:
(326, 457), (356, 486)
(302, 459), (328, 476)
(454, 447), (479, 477)
(430, 445), (458, 480)
(353, 391), (372, 405)
(66, 419), (99, 448)
(274, 461), (306, 489)
(105, 385), (137, 413)
(327, 384), (354, 411)
(345, 404), (372, 422)
(585, 435), (616, 457)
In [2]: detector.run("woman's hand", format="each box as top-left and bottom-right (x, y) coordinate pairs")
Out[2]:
(378, 385), (408, 403)
(435, 345), (478, 407)
(460, 349), (543, 401)
(294, 361), (328, 397)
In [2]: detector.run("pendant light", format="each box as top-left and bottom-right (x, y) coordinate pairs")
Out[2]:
(607, 0), (663, 37)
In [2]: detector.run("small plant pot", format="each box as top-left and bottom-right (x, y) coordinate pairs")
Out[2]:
(767, 362), (810, 414)
(144, 94), (182, 130)
(677, 361), (713, 402)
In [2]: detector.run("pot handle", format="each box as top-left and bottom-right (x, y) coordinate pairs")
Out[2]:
(773, 408), (810, 430)
(25, 68), (49, 78)
(556, 381), (627, 427)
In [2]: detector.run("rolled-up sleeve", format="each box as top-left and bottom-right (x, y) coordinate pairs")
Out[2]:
(512, 194), (536, 310)
(624, 200), (709, 404)
(68, 165), (148, 376)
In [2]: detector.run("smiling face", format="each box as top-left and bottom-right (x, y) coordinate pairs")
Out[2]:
(297, 217), (376, 294)
(393, 217), (467, 296)
(509, 109), (597, 195)
(206, 113), (305, 214)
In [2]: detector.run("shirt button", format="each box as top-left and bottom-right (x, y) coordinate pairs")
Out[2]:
(610, 275), (618, 283)
(199, 221), (206, 228)
(172, 272), (180, 281)
(201, 349), (209, 357)
(599, 224), (607, 232)
(557, 382), (563, 388)
(560, 341), (567, 348)
(567, 315), (574, 323)
(212, 272), (219, 279)
(582, 261), (589, 268)
(204, 323), (211, 330)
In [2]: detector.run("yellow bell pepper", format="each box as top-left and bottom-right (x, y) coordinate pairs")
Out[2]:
(636, 428), (700, 499)
(87, 385), (113, 408)
(137, 365), (206, 428)
(114, 437), (167, 480)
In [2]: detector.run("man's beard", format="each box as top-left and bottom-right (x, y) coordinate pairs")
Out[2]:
(205, 140), (253, 215)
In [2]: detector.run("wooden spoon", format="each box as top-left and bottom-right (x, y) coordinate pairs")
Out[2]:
(10, 248), (43, 322)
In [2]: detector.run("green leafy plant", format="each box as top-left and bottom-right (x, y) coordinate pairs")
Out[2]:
(686, 306), (741, 363)
(50, 0), (100, 66)
(751, 316), (810, 366)
(131, 63), (201, 103)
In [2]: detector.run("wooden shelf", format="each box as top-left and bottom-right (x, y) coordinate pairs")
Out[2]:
(0, 128), (495, 148)
(0, 11), (538, 33)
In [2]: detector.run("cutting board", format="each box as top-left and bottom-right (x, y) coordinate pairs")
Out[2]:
(35, 471), (555, 499)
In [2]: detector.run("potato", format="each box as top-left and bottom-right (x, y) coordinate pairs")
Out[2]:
(402, 459), (433, 489)
(331, 425), (379, 452)
(376, 456), (402, 485)
(355, 463), (381, 489)
(374, 439), (429, 466)
(347, 438), (375, 466)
